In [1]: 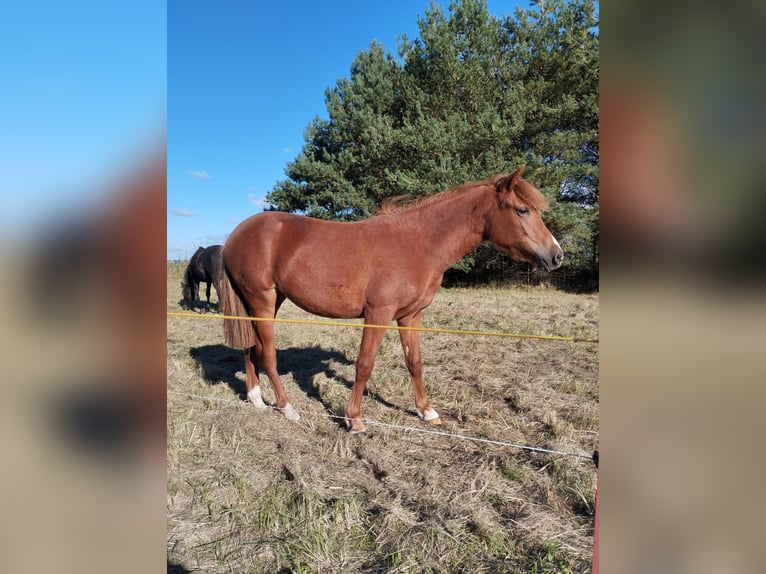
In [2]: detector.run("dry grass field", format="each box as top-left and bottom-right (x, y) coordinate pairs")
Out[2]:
(167, 262), (599, 573)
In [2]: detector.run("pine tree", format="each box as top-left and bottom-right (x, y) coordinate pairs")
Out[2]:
(267, 0), (599, 284)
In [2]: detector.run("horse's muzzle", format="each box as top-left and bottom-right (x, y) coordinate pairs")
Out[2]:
(541, 248), (564, 271)
(552, 248), (564, 269)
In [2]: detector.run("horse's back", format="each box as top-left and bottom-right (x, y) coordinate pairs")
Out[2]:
(226, 212), (365, 266)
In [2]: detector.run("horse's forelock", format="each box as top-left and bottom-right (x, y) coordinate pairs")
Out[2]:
(515, 179), (550, 211)
(494, 172), (549, 211)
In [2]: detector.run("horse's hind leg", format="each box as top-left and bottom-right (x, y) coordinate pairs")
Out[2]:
(244, 343), (267, 409)
(398, 311), (441, 425)
(212, 284), (220, 313)
(250, 293), (299, 421)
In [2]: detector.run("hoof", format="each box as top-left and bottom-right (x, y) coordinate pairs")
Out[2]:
(346, 418), (367, 434)
(280, 403), (300, 421)
(417, 408), (441, 424)
(247, 388), (268, 409)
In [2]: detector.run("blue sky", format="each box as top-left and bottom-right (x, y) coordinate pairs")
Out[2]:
(168, 0), (530, 260)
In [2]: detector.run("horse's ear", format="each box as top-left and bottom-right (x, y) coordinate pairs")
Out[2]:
(509, 164), (525, 187)
(496, 165), (526, 199)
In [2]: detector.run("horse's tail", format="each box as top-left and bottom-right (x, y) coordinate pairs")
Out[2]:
(219, 263), (257, 349)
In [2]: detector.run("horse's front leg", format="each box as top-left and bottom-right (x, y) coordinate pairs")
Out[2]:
(346, 312), (391, 434)
(204, 281), (212, 312)
(398, 312), (441, 425)
(193, 281), (201, 312)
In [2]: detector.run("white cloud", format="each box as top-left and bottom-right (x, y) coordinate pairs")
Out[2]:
(173, 208), (196, 217)
(187, 168), (211, 179)
(203, 233), (228, 243)
(247, 193), (270, 209)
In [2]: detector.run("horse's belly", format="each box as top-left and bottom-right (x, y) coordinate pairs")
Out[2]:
(291, 297), (364, 320)
(277, 270), (367, 319)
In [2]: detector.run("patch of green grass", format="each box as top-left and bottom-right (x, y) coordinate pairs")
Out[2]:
(498, 457), (531, 482)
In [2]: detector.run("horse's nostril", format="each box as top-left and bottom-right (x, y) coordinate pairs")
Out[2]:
(553, 250), (563, 266)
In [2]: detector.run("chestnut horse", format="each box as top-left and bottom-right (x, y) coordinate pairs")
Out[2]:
(219, 166), (563, 433)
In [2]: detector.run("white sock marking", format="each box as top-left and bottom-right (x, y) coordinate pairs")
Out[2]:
(281, 403), (300, 421)
(247, 387), (267, 409)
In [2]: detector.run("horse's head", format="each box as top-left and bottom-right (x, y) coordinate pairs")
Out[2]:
(180, 280), (193, 310)
(485, 165), (564, 271)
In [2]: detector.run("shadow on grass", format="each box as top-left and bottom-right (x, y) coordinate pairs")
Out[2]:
(167, 560), (192, 573)
(176, 298), (219, 313)
(189, 344), (419, 425)
(189, 343), (352, 405)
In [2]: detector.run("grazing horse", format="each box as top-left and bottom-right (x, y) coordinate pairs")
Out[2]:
(181, 245), (223, 312)
(219, 166), (563, 433)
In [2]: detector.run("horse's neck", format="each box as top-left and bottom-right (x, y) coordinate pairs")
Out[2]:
(185, 264), (197, 284)
(403, 186), (491, 270)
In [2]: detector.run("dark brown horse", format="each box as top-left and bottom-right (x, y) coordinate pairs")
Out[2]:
(219, 166), (563, 433)
(181, 245), (223, 312)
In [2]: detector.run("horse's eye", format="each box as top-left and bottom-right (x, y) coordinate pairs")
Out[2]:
(515, 207), (530, 216)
